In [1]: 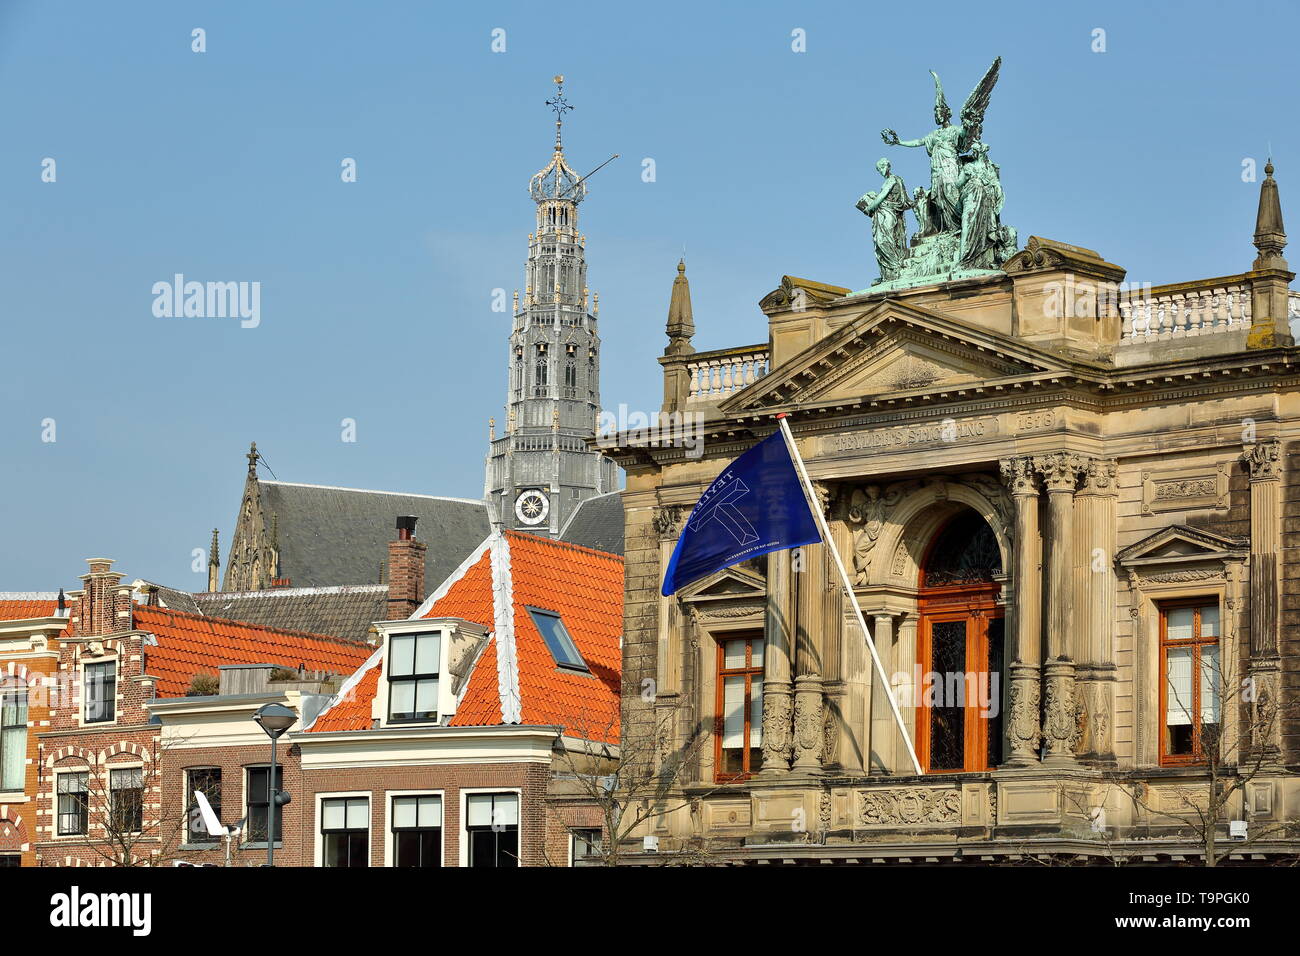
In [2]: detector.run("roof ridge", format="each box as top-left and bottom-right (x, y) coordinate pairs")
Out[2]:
(260, 480), (487, 506)
(490, 534), (521, 725)
(134, 604), (373, 651)
(0, 592), (60, 599)
(195, 584), (388, 599)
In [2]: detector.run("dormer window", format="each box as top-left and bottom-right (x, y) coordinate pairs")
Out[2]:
(526, 607), (587, 671)
(388, 632), (440, 723)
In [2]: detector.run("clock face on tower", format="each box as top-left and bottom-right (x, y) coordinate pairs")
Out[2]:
(514, 489), (550, 526)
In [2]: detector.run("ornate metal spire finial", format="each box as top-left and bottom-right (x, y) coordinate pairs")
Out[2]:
(546, 74), (573, 152)
(246, 441), (259, 477)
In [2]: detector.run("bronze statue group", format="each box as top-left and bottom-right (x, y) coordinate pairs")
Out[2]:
(858, 57), (1018, 285)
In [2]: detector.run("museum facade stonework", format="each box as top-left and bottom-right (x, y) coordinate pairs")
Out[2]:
(606, 167), (1300, 863)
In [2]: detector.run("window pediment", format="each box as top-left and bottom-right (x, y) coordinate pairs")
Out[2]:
(1117, 525), (1247, 569)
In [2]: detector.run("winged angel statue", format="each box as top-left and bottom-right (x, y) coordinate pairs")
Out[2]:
(881, 57), (1001, 234)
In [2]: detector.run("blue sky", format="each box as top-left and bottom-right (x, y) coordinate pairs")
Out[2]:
(1, 0), (1295, 590)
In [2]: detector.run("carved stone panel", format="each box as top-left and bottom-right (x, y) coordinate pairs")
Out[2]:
(857, 787), (962, 827)
(1140, 465), (1228, 514)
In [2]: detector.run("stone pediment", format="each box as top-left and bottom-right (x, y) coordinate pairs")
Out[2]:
(722, 301), (1069, 412)
(1116, 525), (1248, 570)
(676, 564), (766, 604)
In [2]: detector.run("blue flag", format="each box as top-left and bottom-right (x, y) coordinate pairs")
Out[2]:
(661, 431), (822, 596)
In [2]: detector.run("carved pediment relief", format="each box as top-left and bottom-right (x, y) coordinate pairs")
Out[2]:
(723, 301), (1064, 412)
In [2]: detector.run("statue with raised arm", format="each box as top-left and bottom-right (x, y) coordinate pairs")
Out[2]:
(856, 158), (910, 282)
(881, 57), (1001, 234)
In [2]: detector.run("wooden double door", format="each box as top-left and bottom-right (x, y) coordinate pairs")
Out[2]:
(915, 511), (1006, 773)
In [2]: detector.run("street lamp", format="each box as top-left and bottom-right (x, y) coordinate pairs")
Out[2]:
(253, 702), (296, 866)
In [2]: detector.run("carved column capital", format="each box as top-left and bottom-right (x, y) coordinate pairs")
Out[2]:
(811, 480), (834, 519)
(999, 455), (1041, 497)
(1033, 452), (1087, 492)
(653, 504), (684, 539)
(1242, 439), (1283, 481)
(1078, 457), (1119, 495)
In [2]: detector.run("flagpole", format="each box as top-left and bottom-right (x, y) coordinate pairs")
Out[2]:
(776, 414), (924, 776)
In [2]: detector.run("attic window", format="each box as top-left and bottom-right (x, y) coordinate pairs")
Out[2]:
(389, 631), (440, 722)
(526, 608), (587, 671)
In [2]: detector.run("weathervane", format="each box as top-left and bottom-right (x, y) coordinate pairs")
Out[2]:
(546, 74), (573, 150)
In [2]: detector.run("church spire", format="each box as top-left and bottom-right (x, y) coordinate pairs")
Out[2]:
(664, 259), (696, 356)
(1253, 159), (1288, 270)
(485, 77), (618, 536)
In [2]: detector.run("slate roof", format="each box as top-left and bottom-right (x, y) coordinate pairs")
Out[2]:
(558, 491), (625, 556)
(143, 584), (203, 616)
(134, 605), (374, 699)
(193, 585), (387, 644)
(308, 531), (622, 743)
(255, 481), (491, 588)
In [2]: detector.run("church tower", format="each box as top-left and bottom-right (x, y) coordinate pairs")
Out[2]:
(485, 76), (618, 535)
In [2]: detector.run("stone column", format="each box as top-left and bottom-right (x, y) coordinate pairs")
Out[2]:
(1243, 439), (1283, 763)
(869, 613), (897, 774)
(999, 456), (1043, 765)
(895, 614), (919, 774)
(1073, 458), (1118, 765)
(760, 548), (794, 774)
(791, 544), (825, 773)
(1034, 452), (1086, 766)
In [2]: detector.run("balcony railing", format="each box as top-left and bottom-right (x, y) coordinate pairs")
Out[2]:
(685, 345), (769, 403)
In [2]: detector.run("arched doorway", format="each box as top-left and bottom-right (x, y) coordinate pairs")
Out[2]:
(916, 510), (1005, 772)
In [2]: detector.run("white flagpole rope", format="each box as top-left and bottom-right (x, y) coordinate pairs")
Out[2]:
(777, 415), (924, 776)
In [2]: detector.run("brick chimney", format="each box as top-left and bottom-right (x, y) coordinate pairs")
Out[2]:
(386, 516), (427, 621)
(71, 558), (133, 637)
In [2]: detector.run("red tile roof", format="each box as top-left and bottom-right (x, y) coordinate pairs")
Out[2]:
(307, 531), (623, 743)
(307, 655), (379, 732)
(134, 605), (374, 699)
(0, 600), (61, 621)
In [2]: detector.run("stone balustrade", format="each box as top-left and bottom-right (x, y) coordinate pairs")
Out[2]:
(685, 345), (769, 403)
(1118, 278), (1253, 341)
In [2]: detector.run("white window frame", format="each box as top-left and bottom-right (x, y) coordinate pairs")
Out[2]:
(376, 621), (459, 729)
(314, 790), (371, 868)
(383, 788), (446, 868)
(458, 787), (523, 868)
(79, 657), (119, 727)
(0, 678), (29, 797)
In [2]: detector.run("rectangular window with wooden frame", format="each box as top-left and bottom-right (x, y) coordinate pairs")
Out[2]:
(83, 661), (116, 724)
(388, 632), (440, 723)
(0, 680), (27, 792)
(715, 632), (764, 782)
(110, 767), (143, 834)
(185, 768), (222, 845)
(57, 772), (89, 836)
(1159, 600), (1221, 766)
